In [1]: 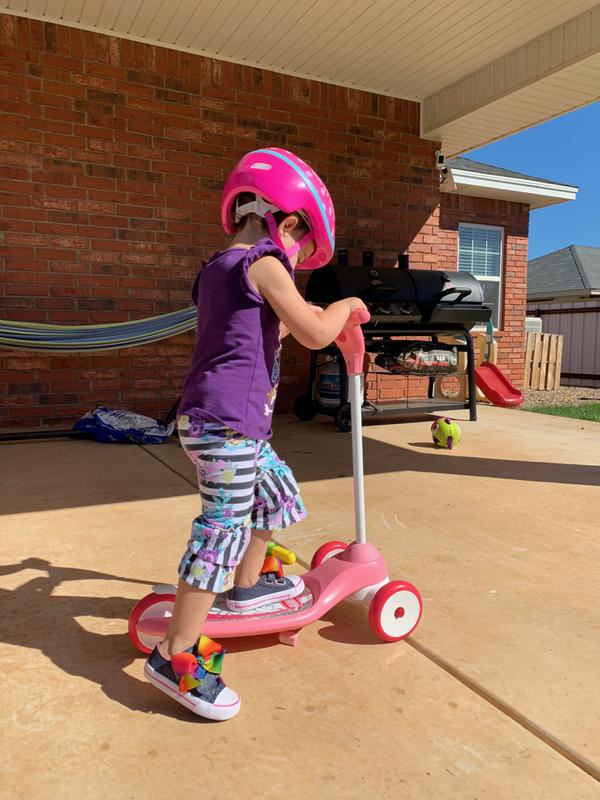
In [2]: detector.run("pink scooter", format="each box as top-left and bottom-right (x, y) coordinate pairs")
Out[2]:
(128, 310), (422, 653)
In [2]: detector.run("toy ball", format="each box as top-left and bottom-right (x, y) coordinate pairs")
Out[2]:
(431, 417), (461, 450)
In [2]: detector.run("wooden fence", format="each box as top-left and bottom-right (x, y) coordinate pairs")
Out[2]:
(526, 301), (600, 388)
(523, 332), (563, 390)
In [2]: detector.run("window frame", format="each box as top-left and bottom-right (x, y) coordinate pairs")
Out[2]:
(457, 222), (504, 330)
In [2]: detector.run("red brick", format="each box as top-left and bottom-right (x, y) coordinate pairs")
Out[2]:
(73, 124), (114, 140)
(36, 248), (78, 261)
(73, 73), (113, 90)
(43, 132), (86, 148)
(5, 282), (49, 296)
(34, 272), (81, 286)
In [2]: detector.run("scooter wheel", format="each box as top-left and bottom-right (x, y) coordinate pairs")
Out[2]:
(128, 591), (176, 654)
(335, 403), (351, 432)
(293, 394), (317, 421)
(368, 581), (423, 642)
(310, 540), (348, 570)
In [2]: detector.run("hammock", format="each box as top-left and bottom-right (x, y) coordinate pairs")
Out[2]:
(0, 307), (196, 352)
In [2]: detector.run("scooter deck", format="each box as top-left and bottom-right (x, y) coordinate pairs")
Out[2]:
(134, 543), (388, 645)
(135, 588), (315, 645)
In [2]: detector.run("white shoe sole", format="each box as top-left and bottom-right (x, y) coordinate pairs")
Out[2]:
(226, 577), (305, 611)
(144, 662), (240, 721)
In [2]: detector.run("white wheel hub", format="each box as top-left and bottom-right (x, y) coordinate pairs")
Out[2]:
(378, 589), (421, 637)
(323, 547), (345, 562)
(137, 600), (174, 650)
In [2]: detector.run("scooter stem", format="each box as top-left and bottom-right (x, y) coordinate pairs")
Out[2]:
(335, 308), (370, 545)
(349, 374), (367, 544)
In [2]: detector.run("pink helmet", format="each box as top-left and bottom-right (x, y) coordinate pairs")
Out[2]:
(221, 147), (335, 270)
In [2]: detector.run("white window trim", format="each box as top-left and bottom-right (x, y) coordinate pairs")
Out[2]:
(457, 222), (504, 330)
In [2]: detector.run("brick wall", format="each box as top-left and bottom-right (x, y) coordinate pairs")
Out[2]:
(0, 13), (441, 429)
(0, 14), (527, 429)
(439, 193), (529, 388)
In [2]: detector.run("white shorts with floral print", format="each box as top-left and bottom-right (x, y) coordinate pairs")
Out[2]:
(177, 416), (306, 593)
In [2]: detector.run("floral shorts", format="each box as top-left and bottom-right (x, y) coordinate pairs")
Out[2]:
(177, 416), (306, 593)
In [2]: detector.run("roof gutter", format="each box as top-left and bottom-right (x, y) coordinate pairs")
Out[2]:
(527, 288), (600, 301)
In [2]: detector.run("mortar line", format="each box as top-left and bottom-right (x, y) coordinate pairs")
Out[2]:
(140, 448), (598, 782)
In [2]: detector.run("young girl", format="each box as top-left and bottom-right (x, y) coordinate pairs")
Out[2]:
(145, 147), (366, 720)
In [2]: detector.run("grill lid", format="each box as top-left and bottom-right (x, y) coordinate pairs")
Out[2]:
(305, 262), (491, 328)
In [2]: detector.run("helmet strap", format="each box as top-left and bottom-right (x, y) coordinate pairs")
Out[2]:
(234, 195), (280, 222)
(265, 211), (314, 260)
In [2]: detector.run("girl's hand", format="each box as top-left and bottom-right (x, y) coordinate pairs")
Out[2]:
(345, 297), (367, 314)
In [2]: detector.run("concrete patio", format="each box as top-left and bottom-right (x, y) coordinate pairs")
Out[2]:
(1, 406), (599, 799)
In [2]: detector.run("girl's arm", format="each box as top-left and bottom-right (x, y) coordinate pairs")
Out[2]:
(249, 256), (365, 350)
(281, 303), (321, 338)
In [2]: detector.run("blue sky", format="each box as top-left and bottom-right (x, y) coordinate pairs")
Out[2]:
(467, 101), (599, 260)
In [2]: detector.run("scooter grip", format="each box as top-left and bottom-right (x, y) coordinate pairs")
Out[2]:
(335, 308), (370, 376)
(267, 543), (296, 565)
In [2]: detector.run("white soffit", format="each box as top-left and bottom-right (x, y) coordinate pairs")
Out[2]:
(0, 1), (596, 98)
(422, 5), (600, 155)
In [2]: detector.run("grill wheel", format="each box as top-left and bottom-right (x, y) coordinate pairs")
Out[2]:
(335, 403), (352, 432)
(293, 394), (317, 421)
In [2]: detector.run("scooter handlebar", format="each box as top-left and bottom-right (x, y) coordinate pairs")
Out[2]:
(335, 308), (370, 376)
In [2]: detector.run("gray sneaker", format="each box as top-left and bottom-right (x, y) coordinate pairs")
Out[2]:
(226, 573), (305, 611)
(144, 640), (240, 721)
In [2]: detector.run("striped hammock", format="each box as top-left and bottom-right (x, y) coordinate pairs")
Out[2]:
(0, 307), (196, 352)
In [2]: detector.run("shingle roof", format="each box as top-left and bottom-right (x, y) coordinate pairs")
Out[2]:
(528, 246), (600, 297)
(447, 157), (576, 189)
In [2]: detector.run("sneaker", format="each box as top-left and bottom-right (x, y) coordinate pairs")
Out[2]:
(144, 635), (240, 721)
(226, 573), (305, 611)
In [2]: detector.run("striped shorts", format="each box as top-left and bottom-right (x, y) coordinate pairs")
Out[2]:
(177, 416), (306, 593)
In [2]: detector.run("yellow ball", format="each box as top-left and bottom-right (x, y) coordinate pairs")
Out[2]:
(431, 417), (461, 450)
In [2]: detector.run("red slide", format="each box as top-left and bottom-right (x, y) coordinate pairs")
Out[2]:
(474, 363), (524, 407)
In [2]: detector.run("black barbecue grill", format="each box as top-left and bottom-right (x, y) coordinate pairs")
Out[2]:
(294, 252), (492, 429)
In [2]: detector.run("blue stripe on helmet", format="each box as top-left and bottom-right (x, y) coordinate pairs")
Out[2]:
(253, 148), (334, 250)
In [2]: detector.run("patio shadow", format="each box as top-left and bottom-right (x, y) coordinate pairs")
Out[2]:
(0, 557), (364, 717)
(1, 421), (598, 517)
(277, 429), (600, 488)
(0, 558), (203, 721)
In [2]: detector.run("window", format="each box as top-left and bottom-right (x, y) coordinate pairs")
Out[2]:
(458, 223), (503, 328)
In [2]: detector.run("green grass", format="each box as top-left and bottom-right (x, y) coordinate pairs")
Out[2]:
(524, 402), (600, 422)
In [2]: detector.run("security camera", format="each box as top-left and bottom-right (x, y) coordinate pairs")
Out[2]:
(435, 151), (445, 171)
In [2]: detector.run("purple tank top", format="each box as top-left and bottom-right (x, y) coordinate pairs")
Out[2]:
(179, 239), (293, 440)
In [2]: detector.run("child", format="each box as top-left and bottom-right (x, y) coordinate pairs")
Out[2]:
(145, 147), (366, 720)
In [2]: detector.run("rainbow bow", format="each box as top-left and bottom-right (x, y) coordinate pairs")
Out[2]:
(171, 635), (225, 693)
(261, 554), (281, 576)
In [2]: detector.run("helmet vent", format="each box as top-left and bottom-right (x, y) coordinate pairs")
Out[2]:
(250, 162), (272, 170)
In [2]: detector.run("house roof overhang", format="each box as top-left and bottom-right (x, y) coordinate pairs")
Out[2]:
(3, 1), (600, 157)
(441, 166), (579, 208)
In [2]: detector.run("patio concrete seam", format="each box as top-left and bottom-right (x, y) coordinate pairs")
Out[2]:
(139, 443), (197, 490)
(407, 637), (600, 783)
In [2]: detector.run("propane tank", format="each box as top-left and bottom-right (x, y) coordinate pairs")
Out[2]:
(316, 356), (342, 408)
(316, 356), (364, 408)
